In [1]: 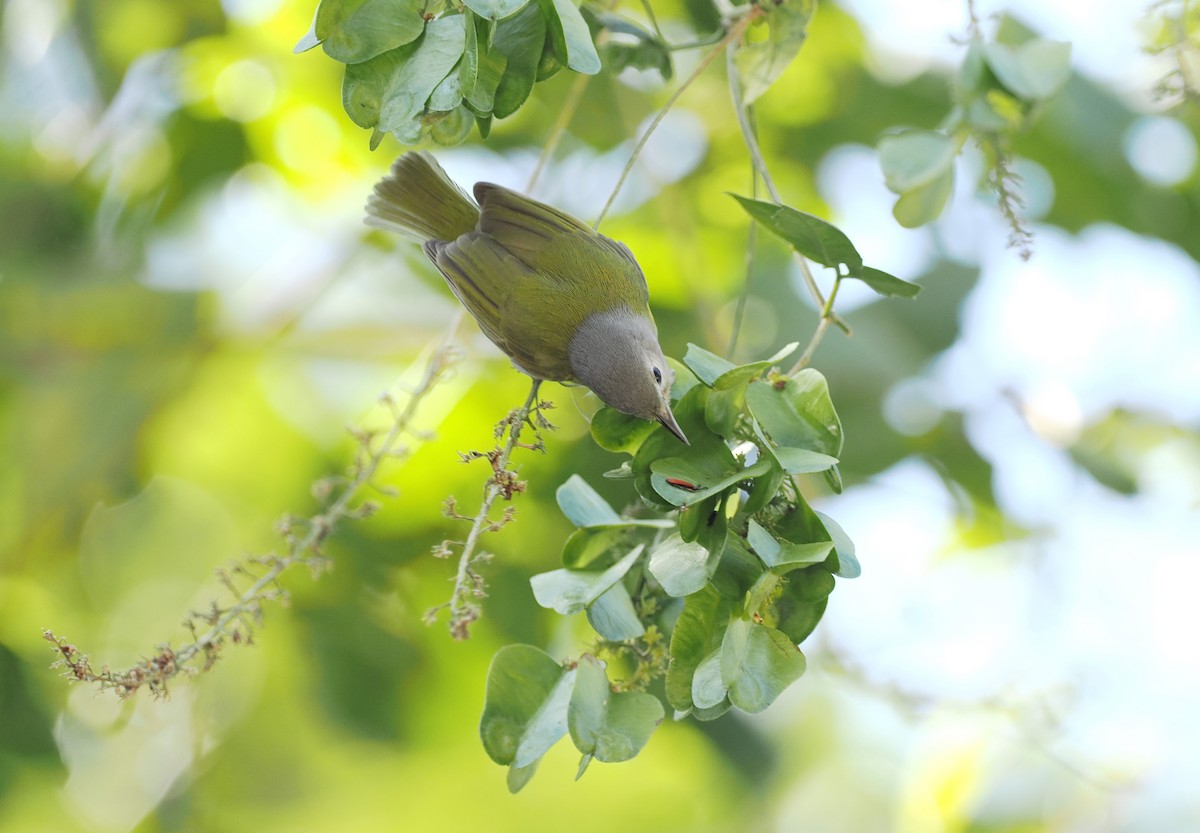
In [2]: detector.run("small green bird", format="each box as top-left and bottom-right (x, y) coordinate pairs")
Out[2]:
(366, 151), (688, 444)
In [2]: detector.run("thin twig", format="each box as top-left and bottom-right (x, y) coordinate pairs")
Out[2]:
(442, 378), (544, 639)
(727, 160), (758, 357)
(44, 314), (464, 696)
(726, 44), (843, 327)
(595, 7), (761, 229)
(527, 72), (592, 194)
(790, 276), (842, 374)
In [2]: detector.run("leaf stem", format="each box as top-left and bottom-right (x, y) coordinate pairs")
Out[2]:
(726, 159), (758, 357)
(527, 72), (592, 194)
(728, 47), (822, 309)
(790, 276), (842, 373)
(595, 7), (761, 230)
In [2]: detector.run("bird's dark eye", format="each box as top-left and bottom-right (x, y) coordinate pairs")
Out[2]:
(652, 367), (662, 384)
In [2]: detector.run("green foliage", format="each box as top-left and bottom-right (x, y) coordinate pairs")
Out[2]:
(732, 195), (921, 298)
(305, 0), (668, 146)
(877, 19), (1072, 232)
(733, 0), (815, 104)
(491, 344), (859, 789)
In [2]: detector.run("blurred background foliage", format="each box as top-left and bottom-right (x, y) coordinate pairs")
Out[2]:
(2, 0), (1199, 829)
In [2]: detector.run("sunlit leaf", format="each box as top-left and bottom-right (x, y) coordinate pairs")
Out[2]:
(891, 167), (954, 228)
(460, 12), (508, 114)
(710, 533), (763, 600)
(318, 0), (427, 64)
(586, 583), (644, 640)
(648, 533), (715, 597)
(858, 266), (921, 298)
(591, 406), (657, 454)
(732, 195), (863, 274)
(733, 0), (815, 104)
(691, 648), (727, 709)
(720, 619), (806, 713)
(746, 519), (833, 574)
(557, 474), (622, 527)
(773, 446), (838, 474)
(878, 129), (957, 193)
(682, 343), (736, 387)
(530, 545), (643, 614)
(983, 38), (1072, 101)
(481, 645), (576, 770)
(568, 656), (663, 765)
(294, 6), (322, 53)
(463, 0), (532, 20)
(814, 510), (860, 578)
(665, 584), (732, 712)
(651, 456), (772, 508)
(342, 15), (466, 137)
(538, 0), (601, 74)
(745, 370), (843, 458)
(493, 2), (547, 118)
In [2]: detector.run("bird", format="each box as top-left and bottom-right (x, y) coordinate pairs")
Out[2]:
(365, 151), (688, 444)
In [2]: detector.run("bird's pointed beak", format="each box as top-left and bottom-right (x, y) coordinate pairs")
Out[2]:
(658, 407), (689, 445)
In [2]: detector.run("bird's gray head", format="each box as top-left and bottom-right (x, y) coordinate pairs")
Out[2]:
(568, 308), (688, 444)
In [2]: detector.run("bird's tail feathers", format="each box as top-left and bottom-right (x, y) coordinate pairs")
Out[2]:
(365, 152), (479, 243)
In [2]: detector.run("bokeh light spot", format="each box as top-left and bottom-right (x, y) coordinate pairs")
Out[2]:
(1123, 116), (1197, 187)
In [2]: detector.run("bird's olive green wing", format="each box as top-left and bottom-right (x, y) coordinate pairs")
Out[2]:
(474, 183), (651, 312)
(425, 233), (526, 355)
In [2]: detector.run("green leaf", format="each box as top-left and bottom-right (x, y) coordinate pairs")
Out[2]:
(773, 446), (839, 474)
(562, 526), (625, 569)
(586, 582), (644, 640)
(746, 519), (834, 574)
(712, 342), (800, 391)
(682, 343), (736, 387)
(720, 619), (806, 713)
(530, 545), (643, 614)
(463, 0), (532, 20)
(665, 584), (732, 712)
(733, 0), (815, 104)
(891, 167), (954, 228)
(506, 759), (539, 793)
(878, 129), (957, 193)
(740, 457), (785, 516)
(557, 474), (622, 527)
(460, 12), (508, 114)
(480, 645), (576, 768)
(591, 406), (657, 454)
(857, 266), (921, 298)
(428, 61), (464, 111)
(648, 533), (716, 598)
(599, 13), (673, 80)
(773, 567), (831, 643)
(492, 2), (546, 118)
(732, 195), (862, 274)
(342, 15), (466, 136)
(538, 0), (601, 74)
(815, 510), (860, 578)
(568, 656), (664, 765)
(691, 649), (727, 709)
(428, 104), (475, 145)
(983, 38), (1071, 101)
(651, 456), (772, 508)
(294, 6), (322, 53)
(710, 532), (763, 600)
(632, 386), (727, 510)
(318, 0), (427, 64)
(746, 370), (843, 458)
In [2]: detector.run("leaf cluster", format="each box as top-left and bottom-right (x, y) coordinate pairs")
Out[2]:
(877, 21), (1071, 232)
(480, 343), (860, 790)
(297, 0), (674, 148)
